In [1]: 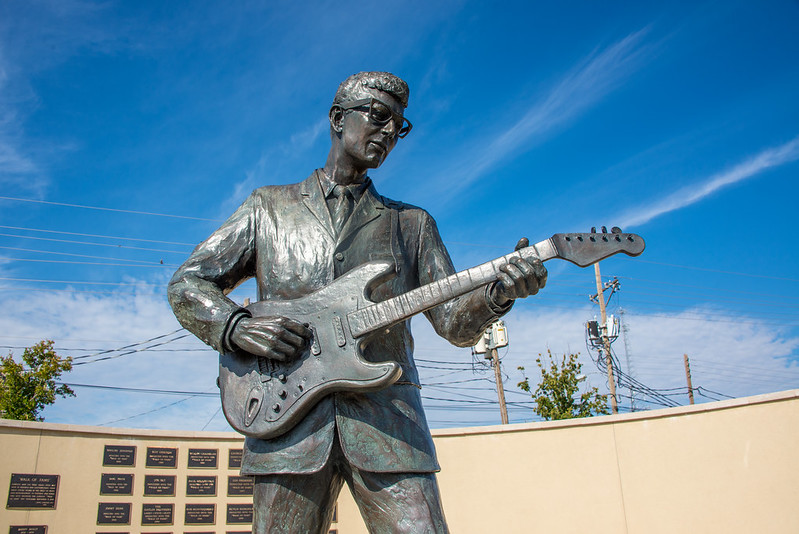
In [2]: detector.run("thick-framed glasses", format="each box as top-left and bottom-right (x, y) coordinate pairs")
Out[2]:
(337, 98), (413, 138)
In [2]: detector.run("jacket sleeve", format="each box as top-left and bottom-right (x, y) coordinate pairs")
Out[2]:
(418, 211), (512, 347)
(167, 192), (259, 353)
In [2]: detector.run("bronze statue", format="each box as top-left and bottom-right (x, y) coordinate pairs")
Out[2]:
(168, 72), (548, 533)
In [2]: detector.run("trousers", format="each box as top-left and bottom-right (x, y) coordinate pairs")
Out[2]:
(252, 434), (450, 534)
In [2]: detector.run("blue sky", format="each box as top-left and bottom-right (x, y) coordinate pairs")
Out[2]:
(1, 0), (798, 430)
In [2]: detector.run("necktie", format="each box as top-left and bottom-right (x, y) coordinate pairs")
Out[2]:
(331, 184), (354, 235)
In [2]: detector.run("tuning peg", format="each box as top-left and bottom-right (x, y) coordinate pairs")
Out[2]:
(611, 226), (622, 234)
(591, 227), (596, 233)
(601, 226), (607, 233)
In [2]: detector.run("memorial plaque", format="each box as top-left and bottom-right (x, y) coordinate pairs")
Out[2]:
(146, 447), (177, 468)
(226, 503), (253, 524)
(99, 473), (133, 495)
(188, 448), (218, 468)
(185, 503), (216, 525)
(141, 503), (174, 525)
(9, 527), (47, 534)
(186, 475), (216, 496)
(226, 475), (253, 496)
(97, 502), (131, 525)
(102, 445), (136, 467)
(144, 475), (176, 496)
(6, 474), (59, 509)
(228, 448), (242, 469)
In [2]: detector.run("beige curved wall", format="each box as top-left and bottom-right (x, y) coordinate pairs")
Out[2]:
(2, 389), (798, 533)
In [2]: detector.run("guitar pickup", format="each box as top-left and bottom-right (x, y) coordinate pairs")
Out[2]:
(310, 326), (321, 355)
(333, 315), (346, 347)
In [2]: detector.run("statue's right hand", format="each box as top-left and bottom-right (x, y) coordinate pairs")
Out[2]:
(230, 316), (312, 362)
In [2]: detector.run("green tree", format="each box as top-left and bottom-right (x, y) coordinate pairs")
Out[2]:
(0, 340), (74, 421)
(517, 350), (609, 421)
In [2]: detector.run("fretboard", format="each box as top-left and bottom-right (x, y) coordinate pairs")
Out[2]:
(346, 238), (557, 338)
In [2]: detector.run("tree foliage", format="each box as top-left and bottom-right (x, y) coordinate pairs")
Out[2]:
(0, 340), (75, 421)
(517, 350), (608, 421)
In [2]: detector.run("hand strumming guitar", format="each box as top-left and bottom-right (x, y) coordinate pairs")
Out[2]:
(231, 316), (313, 362)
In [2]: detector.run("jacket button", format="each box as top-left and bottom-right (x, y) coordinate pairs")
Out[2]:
(335, 252), (344, 261)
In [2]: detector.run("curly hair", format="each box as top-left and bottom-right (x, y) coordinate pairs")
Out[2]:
(333, 71), (409, 109)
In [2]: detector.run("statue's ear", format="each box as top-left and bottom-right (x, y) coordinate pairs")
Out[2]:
(329, 106), (344, 134)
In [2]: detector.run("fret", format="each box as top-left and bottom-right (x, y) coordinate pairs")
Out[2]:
(429, 283), (441, 302)
(368, 306), (380, 329)
(443, 277), (454, 299)
(352, 309), (365, 333)
(386, 299), (400, 323)
(408, 289), (423, 314)
(404, 292), (417, 316)
(398, 297), (409, 318)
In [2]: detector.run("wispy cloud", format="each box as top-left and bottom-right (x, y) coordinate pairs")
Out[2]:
(618, 135), (799, 228)
(220, 118), (329, 217)
(439, 28), (653, 197)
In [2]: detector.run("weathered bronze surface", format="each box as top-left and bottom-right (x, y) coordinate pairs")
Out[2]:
(168, 71), (548, 533)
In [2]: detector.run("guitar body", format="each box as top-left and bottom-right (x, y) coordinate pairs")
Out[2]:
(219, 261), (403, 440)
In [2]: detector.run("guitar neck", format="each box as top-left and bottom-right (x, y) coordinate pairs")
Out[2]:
(346, 238), (557, 338)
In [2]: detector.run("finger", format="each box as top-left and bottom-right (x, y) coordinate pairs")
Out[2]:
(515, 237), (529, 251)
(276, 317), (314, 339)
(530, 259), (548, 289)
(270, 338), (299, 357)
(279, 329), (308, 349)
(501, 263), (530, 296)
(262, 347), (289, 362)
(511, 258), (538, 296)
(495, 272), (514, 296)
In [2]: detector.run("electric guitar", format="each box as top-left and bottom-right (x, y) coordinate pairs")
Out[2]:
(219, 229), (645, 439)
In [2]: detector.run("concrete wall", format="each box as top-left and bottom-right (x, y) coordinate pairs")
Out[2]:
(2, 389), (797, 533)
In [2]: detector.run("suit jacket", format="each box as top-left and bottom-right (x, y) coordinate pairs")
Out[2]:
(168, 171), (509, 474)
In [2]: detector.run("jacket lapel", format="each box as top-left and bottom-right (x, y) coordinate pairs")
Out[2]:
(300, 171), (335, 239)
(338, 182), (384, 244)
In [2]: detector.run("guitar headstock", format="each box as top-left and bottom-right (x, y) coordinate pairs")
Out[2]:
(550, 228), (645, 267)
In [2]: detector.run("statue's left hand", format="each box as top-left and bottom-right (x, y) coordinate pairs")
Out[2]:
(490, 237), (547, 307)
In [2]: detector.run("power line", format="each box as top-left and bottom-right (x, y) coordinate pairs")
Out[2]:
(0, 195), (222, 222)
(62, 382), (216, 396)
(0, 276), (167, 287)
(633, 258), (799, 283)
(0, 246), (169, 265)
(0, 256), (178, 268)
(0, 224), (196, 246)
(0, 232), (190, 254)
(0, 286), (153, 296)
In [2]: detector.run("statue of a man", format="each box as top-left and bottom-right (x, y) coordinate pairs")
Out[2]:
(168, 71), (547, 533)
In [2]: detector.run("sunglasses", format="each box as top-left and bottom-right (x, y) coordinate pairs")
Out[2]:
(337, 98), (413, 138)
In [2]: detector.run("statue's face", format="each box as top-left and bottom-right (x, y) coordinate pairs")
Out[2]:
(338, 88), (405, 171)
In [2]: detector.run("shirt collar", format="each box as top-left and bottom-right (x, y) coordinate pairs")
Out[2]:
(317, 169), (371, 200)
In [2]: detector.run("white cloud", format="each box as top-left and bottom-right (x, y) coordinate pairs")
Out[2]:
(618, 135), (799, 228)
(431, 28), (653, 200)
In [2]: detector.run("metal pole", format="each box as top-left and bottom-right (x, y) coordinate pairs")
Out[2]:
(594, 262), (618, 414)
(684, 353), (695, 405)
(490, 347), (509, 424)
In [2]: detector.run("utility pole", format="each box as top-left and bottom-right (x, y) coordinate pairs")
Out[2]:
(489, 347), (509, 424)
(683, 353), (695, 405)
(474, 321), (510, 424)
(594, 262), (618, 414)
